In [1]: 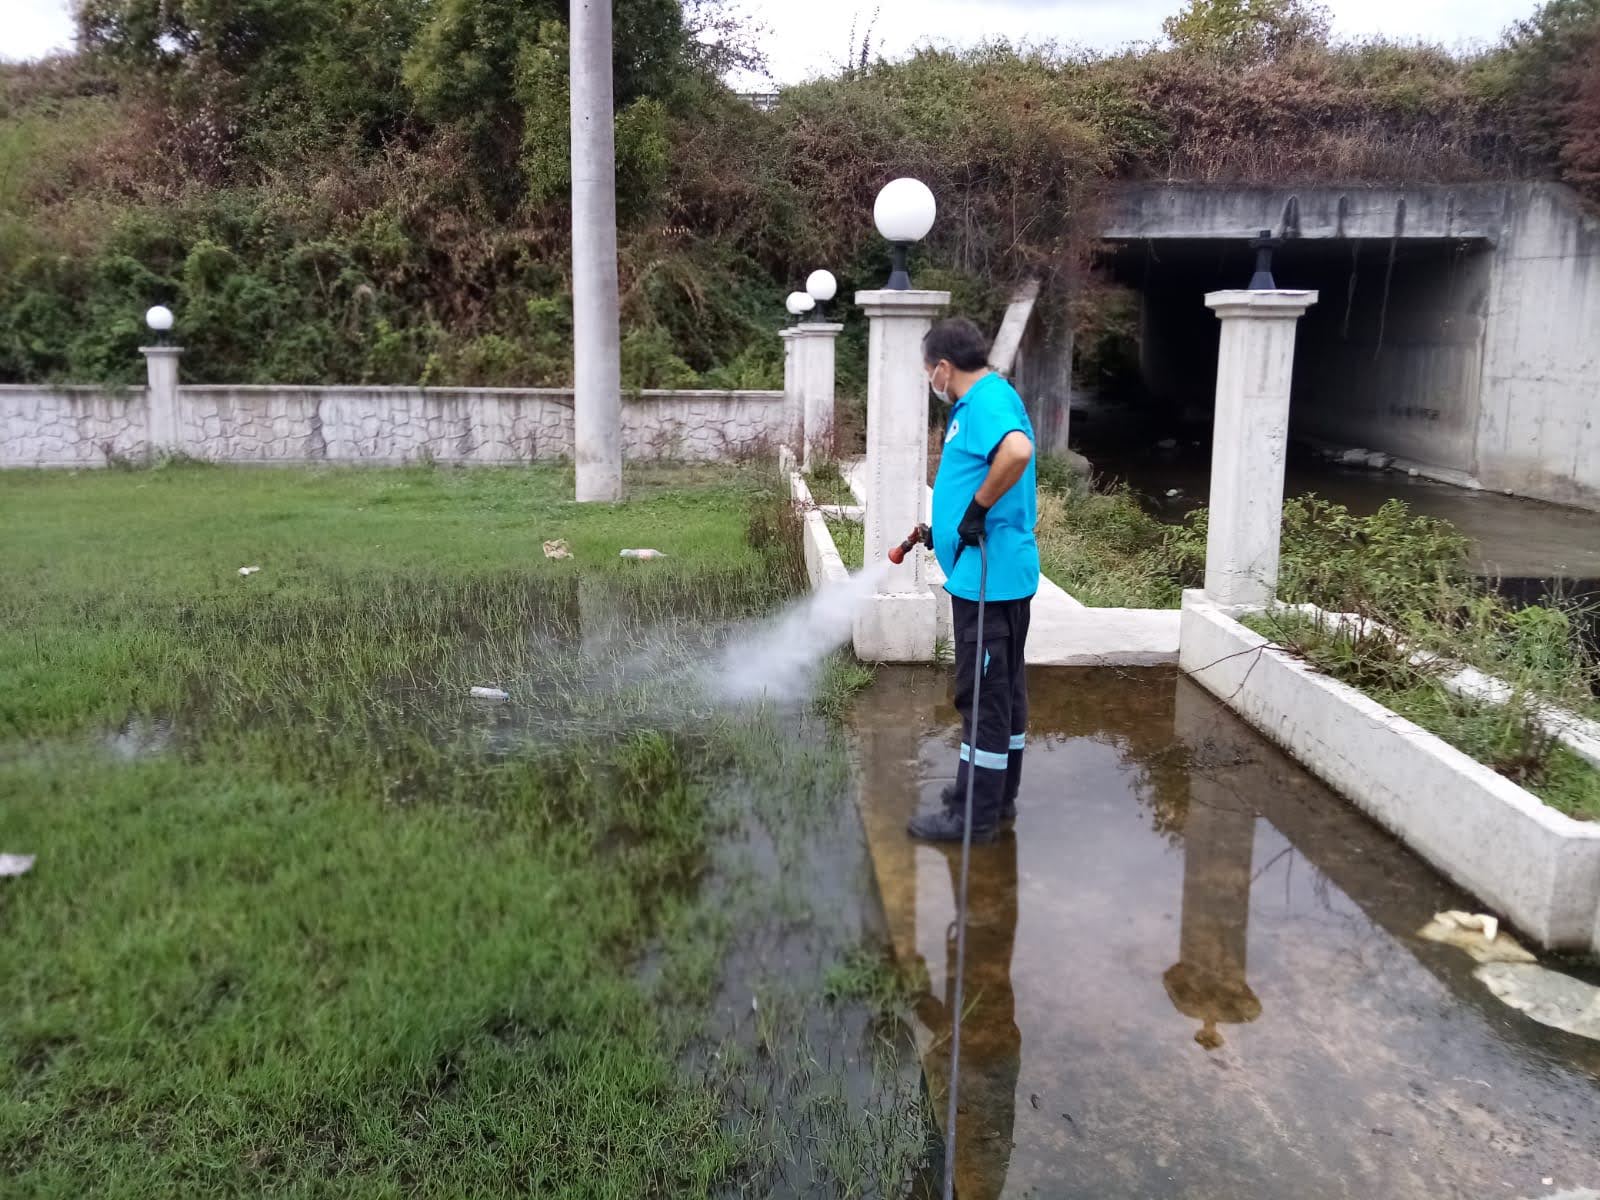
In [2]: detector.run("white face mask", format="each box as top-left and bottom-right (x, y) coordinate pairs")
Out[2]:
(927, 363), (951, 404)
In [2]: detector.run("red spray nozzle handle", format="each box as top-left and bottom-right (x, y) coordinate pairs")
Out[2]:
(888, 523), (931, 565)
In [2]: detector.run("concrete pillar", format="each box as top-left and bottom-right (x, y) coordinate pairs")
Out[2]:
(793, 323), (842, 468)
(140, 345), (183, 459)
(1202, 290), (1318, 607)
(779, 327), (800, 455)
(852, 288), (948, 662)
(569, 0), (623, 502)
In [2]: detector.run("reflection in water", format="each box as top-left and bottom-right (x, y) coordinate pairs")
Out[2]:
(853, 666), (1600, 1199)
(915, 838), (1021, 1200)
(1162, 794), (1262, 1050)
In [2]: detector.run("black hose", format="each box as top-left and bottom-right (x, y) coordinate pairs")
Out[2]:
(942, 534), (986, 1200)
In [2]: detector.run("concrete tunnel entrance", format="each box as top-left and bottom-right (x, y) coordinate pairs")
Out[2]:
(1088, 234), (1494, 474)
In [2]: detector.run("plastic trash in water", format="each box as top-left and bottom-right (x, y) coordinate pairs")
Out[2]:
(470, 686), (510, 701)
(0, 854), (35, 877)
(542, 539), (572, 560)
(238, 565), (261, 577)
(620, 549), (667, 560)
(1476, 962), (1600, 1042)
(1418, 910), (1536, 964)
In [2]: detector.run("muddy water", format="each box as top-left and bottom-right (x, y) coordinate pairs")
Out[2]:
(852, 666), (1600, 1199)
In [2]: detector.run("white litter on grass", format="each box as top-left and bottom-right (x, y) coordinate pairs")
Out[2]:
(542, 539), (572, 560)
(619, 548), (667, 560)
(0, 854), (36, 877)
(469, 686), (511, 701)
(1418, 911), (1536, 964)
(238, 565), (261, 577)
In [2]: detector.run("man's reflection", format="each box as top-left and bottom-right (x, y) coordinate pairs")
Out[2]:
(1163, 793), (1261, 1049)
(918, 835), (1021, 1199)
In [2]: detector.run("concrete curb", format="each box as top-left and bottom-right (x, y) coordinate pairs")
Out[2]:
(791, 471), (850, 590)
(1180, 590), (1600, 952)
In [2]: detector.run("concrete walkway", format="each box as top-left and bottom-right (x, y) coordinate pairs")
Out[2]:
(842, 459), (1180, 666)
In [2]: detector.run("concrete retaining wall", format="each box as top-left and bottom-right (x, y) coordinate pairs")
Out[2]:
(1103, 182), (1600, 511)
(1180, 591), (1600, 951)
(1, 384), (786, 467)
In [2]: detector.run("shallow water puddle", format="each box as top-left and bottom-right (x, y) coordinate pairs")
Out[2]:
(852, 666), (1600, 1199)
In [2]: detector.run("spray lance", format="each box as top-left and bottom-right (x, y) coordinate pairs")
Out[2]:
(887, 515), (991, 1200)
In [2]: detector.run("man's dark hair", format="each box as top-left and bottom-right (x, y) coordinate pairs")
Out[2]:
(922, 318), (990, 371)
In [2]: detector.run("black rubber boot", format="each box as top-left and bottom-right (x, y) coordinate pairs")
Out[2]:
(940, 782), (1016, 830)
(908, 806), (1000, 845)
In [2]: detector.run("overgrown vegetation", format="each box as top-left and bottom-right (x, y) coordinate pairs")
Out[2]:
(2, 0), (1596, 388)
(803, 458), (855, 506)
(1033, 468), (1202, 607)
(0, 463), (929, 1193)
(1246, 608), (1600, 820)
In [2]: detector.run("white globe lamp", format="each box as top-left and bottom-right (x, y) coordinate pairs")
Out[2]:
(785, 291), (815, 323)
(803, 269), (837, 322)
(145, 305), (175, 341)
(873, 178), (937, 290)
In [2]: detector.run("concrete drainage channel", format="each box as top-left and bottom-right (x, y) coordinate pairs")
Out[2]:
(791, 457), (1600, 955)
(795, 459), (1600, 1192)
(847, 665), (1600, 1197)
(1181, 592), (1600, 956)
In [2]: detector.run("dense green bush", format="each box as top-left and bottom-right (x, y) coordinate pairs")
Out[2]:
(1, 0), (1595, 386)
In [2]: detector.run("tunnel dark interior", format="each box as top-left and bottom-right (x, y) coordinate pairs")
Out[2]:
(1082, 236), (1493, 471)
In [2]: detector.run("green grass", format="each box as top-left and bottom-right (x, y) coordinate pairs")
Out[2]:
(0, 462), (923, 1195)
(824, 517), (864, 570)
(803, 461), (856, 507)
(1033, 477), (1195, 609)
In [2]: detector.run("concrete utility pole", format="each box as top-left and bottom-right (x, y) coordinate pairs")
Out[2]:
(569, 0), (623, 501)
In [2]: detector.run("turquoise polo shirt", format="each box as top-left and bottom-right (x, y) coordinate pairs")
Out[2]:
(931, 372), (1040, 603)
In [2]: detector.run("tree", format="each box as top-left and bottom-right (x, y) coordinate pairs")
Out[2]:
(1482, 0), (1600, 185)
(1162, 0), (1331, 63)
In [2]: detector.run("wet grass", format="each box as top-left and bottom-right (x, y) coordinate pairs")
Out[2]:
(0, 462), (927, 1195)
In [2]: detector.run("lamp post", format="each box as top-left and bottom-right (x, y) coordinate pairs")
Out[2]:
(873, 178), (937, 290)
(140, 305), (182, 459)
(805, 269), (837, 321)
(853, 180), (948, 661)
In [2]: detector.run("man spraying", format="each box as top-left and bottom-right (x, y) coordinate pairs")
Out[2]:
(909, 317), (1039, 844)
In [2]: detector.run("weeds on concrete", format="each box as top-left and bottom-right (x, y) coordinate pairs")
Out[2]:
(1245, 589), (1600, 822)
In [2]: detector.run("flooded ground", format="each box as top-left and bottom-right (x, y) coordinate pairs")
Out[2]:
(1088, 444), (1600, 584)
(852, 666), (1600, 1199)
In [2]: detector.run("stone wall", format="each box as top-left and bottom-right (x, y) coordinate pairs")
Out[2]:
(0, 385), (785, 467)
(0, 386), (148, 467)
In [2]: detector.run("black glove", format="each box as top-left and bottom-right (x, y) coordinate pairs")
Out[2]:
(957, 497), (990, 548)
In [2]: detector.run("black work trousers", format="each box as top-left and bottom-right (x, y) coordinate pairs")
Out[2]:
(949, 594), (1031, 829)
